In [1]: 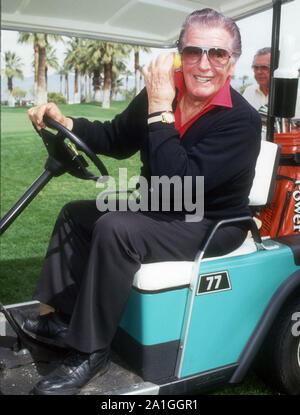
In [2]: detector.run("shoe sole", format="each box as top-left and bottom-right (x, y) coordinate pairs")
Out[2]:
(11, 310), (69, 349)
(21, 323), (68, 349)
(32, 360), (111, 395)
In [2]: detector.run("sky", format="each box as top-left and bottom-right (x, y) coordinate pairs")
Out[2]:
(1, 0), (300, 95)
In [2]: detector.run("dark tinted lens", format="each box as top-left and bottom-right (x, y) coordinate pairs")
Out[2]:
(182, 46), (202, 64)
(208, 48), (230, 65)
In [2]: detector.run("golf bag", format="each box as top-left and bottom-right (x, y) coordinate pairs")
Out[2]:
(256, 131), (300, 238)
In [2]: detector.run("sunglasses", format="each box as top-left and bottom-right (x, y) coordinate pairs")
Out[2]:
(252, 65), (270, 71)
(181, 46), (232, 67)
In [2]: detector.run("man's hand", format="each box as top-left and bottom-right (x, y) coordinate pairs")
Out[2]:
(28, 102), (73, 131)
(142, 53), (176, 114)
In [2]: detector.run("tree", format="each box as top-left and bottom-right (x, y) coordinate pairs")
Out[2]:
(58, 64), (70, 102)
(133, 46), (151, 95)
(18, 32), (39, 102)
(18, 32), (60, 105)
(65, 71), (70, 103)
(111, 61), (126, 100)
(79, 49), (90, 103)
(122, 69), (133, 95)
(87, 40), (130, 107)
(101, 42), (131, 108)
(4, 51), (23, 107)
(88, 72), (93, 102)
(47, 92), (67, 104)
(36, 35), (48, 104)
(65, 38), (87, 103)
(58, 66), (65, 95)
(45, 44), (59, 88)
(86, 40), (104, 102)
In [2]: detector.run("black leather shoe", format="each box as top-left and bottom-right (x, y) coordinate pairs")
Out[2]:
(15, 311), (69, 348)
(33, 348), (110, 395)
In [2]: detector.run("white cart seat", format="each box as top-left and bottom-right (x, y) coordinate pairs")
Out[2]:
(133, 237), (257, 292)
(133, 141), (281, 293)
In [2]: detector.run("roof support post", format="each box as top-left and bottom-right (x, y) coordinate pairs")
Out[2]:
(267, 0), (282, 142)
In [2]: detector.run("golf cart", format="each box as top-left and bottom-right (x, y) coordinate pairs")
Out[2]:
(1, 0), (300, 396)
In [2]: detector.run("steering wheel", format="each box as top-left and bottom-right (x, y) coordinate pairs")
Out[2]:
(34, 114), (109, 182)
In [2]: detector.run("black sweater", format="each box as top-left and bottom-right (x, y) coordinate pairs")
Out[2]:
(72, 87), (261, 220)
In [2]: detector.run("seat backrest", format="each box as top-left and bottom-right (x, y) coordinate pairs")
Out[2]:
(248, 140), (281, 206)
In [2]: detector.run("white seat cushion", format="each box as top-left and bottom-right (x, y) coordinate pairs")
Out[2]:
(133, 238), (257, 292)
(132, 141), (280, 292)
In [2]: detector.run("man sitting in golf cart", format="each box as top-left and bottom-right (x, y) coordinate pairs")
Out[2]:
(22, 8), (261, 395)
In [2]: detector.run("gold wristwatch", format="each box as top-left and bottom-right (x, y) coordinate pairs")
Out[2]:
(147, 111), (175, 125)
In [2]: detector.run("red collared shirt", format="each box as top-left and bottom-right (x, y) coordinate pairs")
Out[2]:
(174, 71), (233, 138)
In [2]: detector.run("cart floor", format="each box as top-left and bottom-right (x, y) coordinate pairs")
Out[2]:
(0, 302), (146, 395)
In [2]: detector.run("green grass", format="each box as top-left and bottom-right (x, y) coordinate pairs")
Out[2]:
(0, 102), (141, 304)
(0, 103), (278, 395)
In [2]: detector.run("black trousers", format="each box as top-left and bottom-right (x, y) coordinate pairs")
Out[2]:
(34, 200), (247, 353)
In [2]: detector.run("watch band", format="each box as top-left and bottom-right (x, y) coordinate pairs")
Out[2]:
(147, 111), (166, 118)
(147, 111), (175, 125)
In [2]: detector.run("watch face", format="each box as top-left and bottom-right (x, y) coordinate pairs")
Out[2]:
(162, 112), (175, 123)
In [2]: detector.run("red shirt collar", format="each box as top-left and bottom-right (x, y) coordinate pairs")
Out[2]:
(174, 70), (232, 137)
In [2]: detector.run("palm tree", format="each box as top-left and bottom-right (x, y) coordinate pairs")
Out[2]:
(58, 66), (65, 95)
(45, 44), (59, 89)
(86, 40), (105, 102)
(18, 32), (39, 102)
(65, 38), (87, 103)
(133, 46), (151, 95)
(18, 32), (60, 105)
(36, 34), (48, 104)
(78, 45), (90, 103)
(101, 42), (131, 108)
(92, 69), (103, 102)
(122, 68), (133, 95)
(65, 71), (70, 103)
(102, 42), (115, 108)
(57, 63), (70, 102)
(86, 40), (131, 107)
(111, 78), (124, 101)
(111, 60), (126, 100)
(4, 51), (23, 107)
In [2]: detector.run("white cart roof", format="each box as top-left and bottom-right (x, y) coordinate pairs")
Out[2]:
(2, 0), (293, 47)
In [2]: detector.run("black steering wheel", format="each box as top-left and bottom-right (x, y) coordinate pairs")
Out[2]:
(34, 114), (109, 182)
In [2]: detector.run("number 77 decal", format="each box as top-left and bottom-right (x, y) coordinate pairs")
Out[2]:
(197, 271), (231, 295)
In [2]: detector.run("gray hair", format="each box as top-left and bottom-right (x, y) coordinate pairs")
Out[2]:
(252, 47), (271, 65)
(177, 8), (242, 62)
